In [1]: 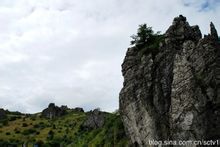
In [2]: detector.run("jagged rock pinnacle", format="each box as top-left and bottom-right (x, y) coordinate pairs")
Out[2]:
(210, 22), (218, 40)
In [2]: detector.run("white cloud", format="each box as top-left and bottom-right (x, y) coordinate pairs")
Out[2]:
(0, 0), (219, 113)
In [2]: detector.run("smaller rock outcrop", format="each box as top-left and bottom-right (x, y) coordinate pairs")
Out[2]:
(72, 107), (84, 113)
(82, 109), (105, 130)
(60, 105), (68, 111)
(0, 109), (6, 120)
(42, 103), (66, 119)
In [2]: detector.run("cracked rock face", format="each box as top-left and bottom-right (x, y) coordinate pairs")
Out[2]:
(82, 109), (105, 130)
(119, 15), (220, 146)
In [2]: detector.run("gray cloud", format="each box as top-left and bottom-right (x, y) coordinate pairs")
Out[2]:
(0, 0), (219, 113)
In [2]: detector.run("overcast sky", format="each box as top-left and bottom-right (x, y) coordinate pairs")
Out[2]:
(0, 0), (219, 113)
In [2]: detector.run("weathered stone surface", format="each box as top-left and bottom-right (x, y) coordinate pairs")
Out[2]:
(42, 103), (66, 119)
(0, 109), (6, 120)
(82, 109), (105, 130)
(119, 15), (220, 146)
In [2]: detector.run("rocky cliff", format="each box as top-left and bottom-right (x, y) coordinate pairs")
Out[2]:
(119, 15), (220, 146)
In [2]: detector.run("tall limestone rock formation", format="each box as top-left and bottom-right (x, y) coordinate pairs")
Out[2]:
(119, 15), (220, 146)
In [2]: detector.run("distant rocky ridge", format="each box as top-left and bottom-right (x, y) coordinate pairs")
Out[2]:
(119, 15), (220, 146)
(0, 104), (128, 146)
(41, 103), (85, 119)
(1, 103), (105, 129)
(41, 103), (106, 129)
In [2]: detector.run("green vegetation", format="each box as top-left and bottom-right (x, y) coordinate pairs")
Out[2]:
(130, 24), (161, 46)
(0, 111), (129, 146)
(131, 24), (164, 58)
(72, 113), (128, 146)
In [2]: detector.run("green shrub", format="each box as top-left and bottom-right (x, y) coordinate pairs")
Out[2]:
(14, 128), (20, 134)
(35, 140), (44, 147)
(9, 138), (20, 143)
(130, 24), (160, 46)
(15, 130), (20, 134)
(8, 116), (18, 121)
(33, 124), (40, 128)
(1, 119), (8, 126)
(5, 132), (10, 135)
(130, 24), (164, 58)
(35, 122), (46, 129)
(47, 130), (54, 140)
(52, 124), (56, 129)
(8, 111), (22, 115)
(22, 123), (28, 127)
(30, 116), (36, 121)
(22, 128), (37, 135)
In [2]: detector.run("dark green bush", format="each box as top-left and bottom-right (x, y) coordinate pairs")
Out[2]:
(22, 128), (37, 135)
(0, 119), (8, 126)
(8, 116), (17, 121)
(6, 132), (10, 135)
(14, 128), (20, 134)
(130, 24), (160, 46)
(47, 130), (54, 140)
(30, 116), (36, 121)
(130, 24), (164, 58)
(33, 124), (40, 128)
(34, 140), (44, 147)
(8, 111), (22, 115)
(35, 122), (46, 129)
(22, 123), (28, 127)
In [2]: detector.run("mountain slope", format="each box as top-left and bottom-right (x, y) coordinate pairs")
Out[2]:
(0, 107), (129, 146)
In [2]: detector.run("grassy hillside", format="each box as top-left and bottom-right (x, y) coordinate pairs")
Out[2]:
(0, 110), (129, 147)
